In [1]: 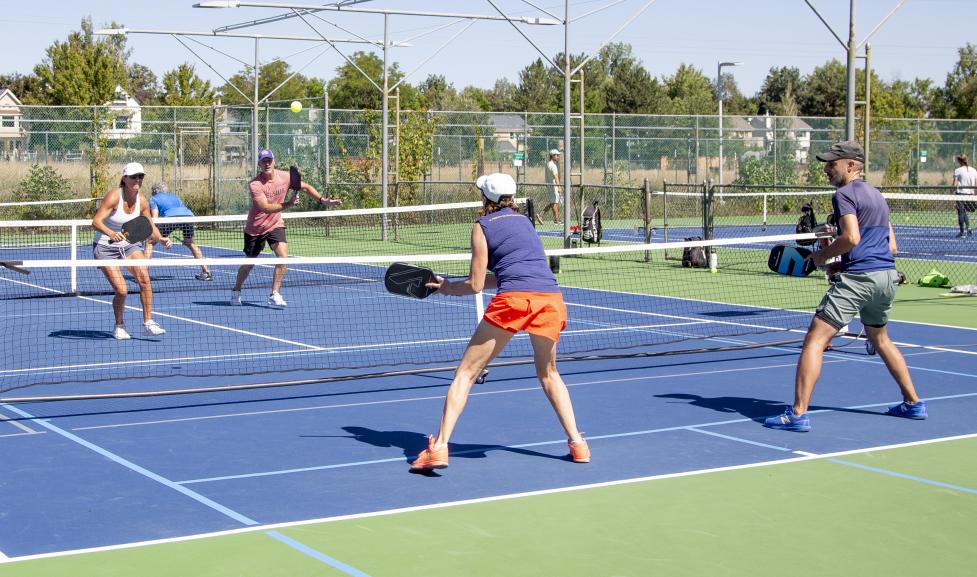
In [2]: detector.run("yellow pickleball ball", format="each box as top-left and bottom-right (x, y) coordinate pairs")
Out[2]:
(290, 101), (303, 113)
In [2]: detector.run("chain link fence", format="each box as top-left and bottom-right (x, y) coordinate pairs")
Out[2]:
(1, 105), (976, 218)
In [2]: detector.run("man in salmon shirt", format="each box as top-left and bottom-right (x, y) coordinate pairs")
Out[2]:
(230, 149), (341, 307)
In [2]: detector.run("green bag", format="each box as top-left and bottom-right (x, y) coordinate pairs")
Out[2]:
(918, 269), (950, 288)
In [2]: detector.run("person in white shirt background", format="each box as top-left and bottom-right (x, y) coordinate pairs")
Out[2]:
(952, 154), (977, 238)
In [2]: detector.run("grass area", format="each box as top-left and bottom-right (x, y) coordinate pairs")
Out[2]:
(4, 437), (974, 576)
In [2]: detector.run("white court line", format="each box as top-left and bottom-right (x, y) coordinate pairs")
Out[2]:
(4, 432), (975, 566)
(0, 412), (38, 434)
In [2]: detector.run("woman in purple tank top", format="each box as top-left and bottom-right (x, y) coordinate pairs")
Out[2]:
(410, 173), (589, 471)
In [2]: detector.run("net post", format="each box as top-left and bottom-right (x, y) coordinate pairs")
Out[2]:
(662, 180), (670, 258)
(643, 178), (651, 262)
(703, 179), (715, 259)
(70, 223), (78, 292)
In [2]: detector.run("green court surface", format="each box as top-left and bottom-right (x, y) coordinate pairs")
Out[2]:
(3, 436), (974, 577)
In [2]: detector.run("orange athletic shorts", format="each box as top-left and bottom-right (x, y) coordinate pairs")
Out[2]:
(482, 291), (567, 343)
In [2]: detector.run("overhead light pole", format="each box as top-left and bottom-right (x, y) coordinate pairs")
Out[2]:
(717, 61), (742, 191)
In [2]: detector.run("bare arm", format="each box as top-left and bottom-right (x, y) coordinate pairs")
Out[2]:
(812, 213), (859, 265)
(141, 197), (171, 248)
(301, 181), (342, 208)
(888, 222), (898, 256)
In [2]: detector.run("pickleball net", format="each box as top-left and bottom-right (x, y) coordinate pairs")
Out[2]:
(0, 230), (834, 401)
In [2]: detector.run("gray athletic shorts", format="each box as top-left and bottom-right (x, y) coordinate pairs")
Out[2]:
(93, 241), (144, 260)
(815, 269), (899, 329)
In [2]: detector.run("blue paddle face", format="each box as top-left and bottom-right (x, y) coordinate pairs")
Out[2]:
(384, 263), (436, 299)
(768, 245), (816, 277)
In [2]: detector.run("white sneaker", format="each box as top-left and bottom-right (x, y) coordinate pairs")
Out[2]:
(230, 290), (242, 306)
(112, 325), (131, 340)
(267, 292), (287, 307)
(143, 320), (166, 336)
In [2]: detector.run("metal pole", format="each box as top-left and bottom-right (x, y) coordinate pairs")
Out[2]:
(863, 43), (871, 173)
(253, 37), (260, 165)
(717, 62), (724, 190)
(381, 13), (390, 240)
(846, 0), (857, 141)
(562, 0), (572, 245)
(323, 91), (330, 194)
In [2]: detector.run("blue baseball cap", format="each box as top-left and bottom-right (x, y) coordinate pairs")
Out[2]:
(258, 149), (274, 161)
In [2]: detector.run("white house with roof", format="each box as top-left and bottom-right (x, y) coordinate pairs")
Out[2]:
(488, 113), (530, 156)
(729, 113), (812, 162)
(104, 86), (142, 139)
(0, 89), (25, 160)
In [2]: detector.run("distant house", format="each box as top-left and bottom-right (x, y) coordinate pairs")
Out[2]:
(0, 89), (25, 160)
(104, 86), (142, 139)
(488, 114), (529, 156)
(729, 113), (812, 162)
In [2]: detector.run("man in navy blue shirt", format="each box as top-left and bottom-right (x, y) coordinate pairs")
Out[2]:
(764, 141), (926, 432)
(145, 181), (212, 281)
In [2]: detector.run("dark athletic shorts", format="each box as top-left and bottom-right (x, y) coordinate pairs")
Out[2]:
(243, 227), (287, 257)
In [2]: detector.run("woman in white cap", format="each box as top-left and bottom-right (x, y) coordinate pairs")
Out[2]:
(410, 172), (589, 471)
(91, 162), (171, 340)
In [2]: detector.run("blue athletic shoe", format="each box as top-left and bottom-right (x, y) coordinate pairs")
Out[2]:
(885, 400), (927, 420)
(763, 406), (811, 432)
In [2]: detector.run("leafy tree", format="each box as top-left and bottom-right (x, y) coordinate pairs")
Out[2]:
(222, 59), (322, 106)
(664, 64), (715, 115)
(757, 67), (802, 115)
(719, 73), (756, 116)
(933, 44), (977, 119)
(324, 51), (421, 110)
(797, 59), (847, 117)
(514, 58), (559, 112)
(128, 63), (158, 104)
(600, 46), (668, 114)
(419, 74), (454, 110)
(33, 17), (129, 105)
(0, 73), (47, 104)
(486, 79), (517, 112)
(454, 86), (491, 112)
(160, 63), (215, 106)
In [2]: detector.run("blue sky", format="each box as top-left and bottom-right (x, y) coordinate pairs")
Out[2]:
(2, 0), (972, 98)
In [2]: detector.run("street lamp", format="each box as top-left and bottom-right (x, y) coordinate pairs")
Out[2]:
(717, 61), (742, 191)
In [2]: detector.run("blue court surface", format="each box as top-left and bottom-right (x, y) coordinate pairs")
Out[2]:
(1, 235), (975, 574)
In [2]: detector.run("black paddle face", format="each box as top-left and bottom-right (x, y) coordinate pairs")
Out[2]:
(384, 263), (436, 299)
(113, 216), (153, 244)
(0, 261), (30, 275)
(289, 166), (302, 191)
(768, 245), (815, 277)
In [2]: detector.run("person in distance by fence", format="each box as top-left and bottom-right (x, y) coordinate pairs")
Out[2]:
(144, 181), (212, 281)
(91, 162), (171, 340)
(952, 154), (976, 238)
(763, 141), (926, 432)
(410, 172), (589, 471)
(542, 148), (563, 225)
(230, 149), (341, 307)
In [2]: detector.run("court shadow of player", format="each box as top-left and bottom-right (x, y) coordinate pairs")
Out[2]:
(193, 300), (282, 309)
(656, 393), (879, 420)
(49, 329), (160, 342)
(339, 426), (568, 475)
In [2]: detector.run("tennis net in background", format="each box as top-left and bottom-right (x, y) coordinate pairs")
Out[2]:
(653, 189), (977, 284)
(0, 232), (826, 401)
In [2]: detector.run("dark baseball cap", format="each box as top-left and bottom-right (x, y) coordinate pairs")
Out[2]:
(258, 149), (275, 161)
(816, 140), (865, 163)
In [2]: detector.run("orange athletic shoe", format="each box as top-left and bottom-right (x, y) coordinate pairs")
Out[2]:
(568, 438), (590, 463)
(410, 436), (449, 470)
